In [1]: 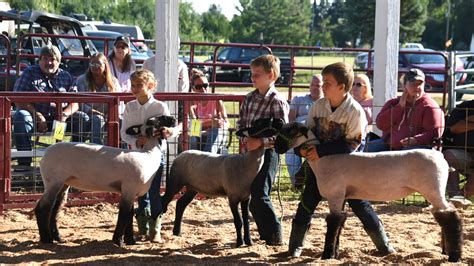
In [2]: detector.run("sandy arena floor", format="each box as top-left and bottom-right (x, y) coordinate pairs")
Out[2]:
(0, 197), (472, 264)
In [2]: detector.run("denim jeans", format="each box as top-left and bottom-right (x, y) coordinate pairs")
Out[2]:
(138, 162), (164, 220)
(12, 110), (87, 165)
(285, 148), (302, 185)
(190, 127), (228, 154)
(293, 160), (382, 232)
(84, 114), (105, 144)
(249, 148), (281, 240)
(365, 138), (431, 152)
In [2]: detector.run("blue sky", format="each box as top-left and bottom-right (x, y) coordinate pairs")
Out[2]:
(188, 0), (241, 20)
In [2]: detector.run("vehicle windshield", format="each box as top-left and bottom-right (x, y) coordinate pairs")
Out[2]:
(407, 53), (445, 64)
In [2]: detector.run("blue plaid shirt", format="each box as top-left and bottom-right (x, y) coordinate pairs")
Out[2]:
(13, 65), (76, 115)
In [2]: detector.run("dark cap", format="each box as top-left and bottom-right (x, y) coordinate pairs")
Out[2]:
(114, 36), (130, 47)
(404, 68), (425, 83)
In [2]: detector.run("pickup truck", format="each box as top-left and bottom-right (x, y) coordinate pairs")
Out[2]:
(205, 46), (293, 84)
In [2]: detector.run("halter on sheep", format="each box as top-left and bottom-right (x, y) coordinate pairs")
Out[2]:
(35, 115), (176, 247)
(274, 122), (463, 262)
(160, 117), (284, 247)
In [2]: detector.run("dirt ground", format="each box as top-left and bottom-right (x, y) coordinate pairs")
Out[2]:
(0, 197), (472, 265)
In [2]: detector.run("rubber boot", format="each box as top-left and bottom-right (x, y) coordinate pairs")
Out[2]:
(365, 223), (396, 255)
(148, 214), (163, 243)
(288, 219), (310, 257)
(447, 172), (462, 198)
(135, 208), (150, 236)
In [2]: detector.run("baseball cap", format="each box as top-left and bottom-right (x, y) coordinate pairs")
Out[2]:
(114, 36), (130, 47)
(404, 68), (425, 83)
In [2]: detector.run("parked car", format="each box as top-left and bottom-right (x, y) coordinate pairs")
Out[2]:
(83, 30), (151, 67)
(205, 46), (294, 84)
(0, 10), (95, 90)
(356, 48), (467, 91)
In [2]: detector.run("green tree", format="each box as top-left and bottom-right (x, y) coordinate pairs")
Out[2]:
(399, 0), (428, 44)
(451, 0), (474, 50)
(344, 0), (375, 47)
(421, 0), (446, 50)
(231, 0), (311, 45)
(201, 4), (231, 42)
(178, 1), (204, 42)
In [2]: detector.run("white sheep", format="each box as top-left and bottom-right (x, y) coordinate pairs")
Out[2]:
(274, 122), (463, 262)
(160, 117), (284, 247)
(35, 115), (175, 247)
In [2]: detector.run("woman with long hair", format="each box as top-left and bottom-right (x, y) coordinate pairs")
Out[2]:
(107, 36), (136, 92)
(76, 53), (120, 144)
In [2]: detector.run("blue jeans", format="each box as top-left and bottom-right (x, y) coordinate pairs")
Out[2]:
(365, 138), (431, 152)
(249, 148), (281, 240)
(12, 110), (87, 165)
(293, 161), (382, 232)
(190, 127), (228, 154)
(138, 162), (164, 220)
(84, 114), (105, 144)
(285, 148), (302, 185)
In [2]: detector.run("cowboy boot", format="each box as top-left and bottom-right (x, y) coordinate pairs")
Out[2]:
(148, 214), (163, 243)
(288, 219), (311, 257)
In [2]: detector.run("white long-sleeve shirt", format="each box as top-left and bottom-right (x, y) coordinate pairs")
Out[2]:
(120, 96), (173, 150)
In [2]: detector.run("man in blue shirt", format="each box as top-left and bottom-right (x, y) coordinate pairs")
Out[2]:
(13, 45), (84, 168)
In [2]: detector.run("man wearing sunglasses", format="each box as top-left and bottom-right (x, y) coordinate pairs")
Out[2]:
(12, 45), (84, 170)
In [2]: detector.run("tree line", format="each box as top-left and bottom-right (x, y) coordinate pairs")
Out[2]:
(9, 0), (474, 50)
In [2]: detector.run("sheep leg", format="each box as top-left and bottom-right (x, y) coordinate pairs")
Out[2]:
(433, 210), (463, 262)
(123, 208), (136, 245)
(173, 190), (197, 236)
(35, 183), (64, 243)
(229, 199), (244, 247)
(241, 198), (252, 246)
(321, 212), (347, 259)
(49, 185), (69, 243)
(112, 198), (134, 247)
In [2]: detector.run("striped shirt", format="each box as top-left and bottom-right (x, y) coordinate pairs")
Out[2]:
(237, 86), (289, 147)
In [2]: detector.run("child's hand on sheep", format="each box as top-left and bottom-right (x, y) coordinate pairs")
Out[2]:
(301, 145), (319, 161)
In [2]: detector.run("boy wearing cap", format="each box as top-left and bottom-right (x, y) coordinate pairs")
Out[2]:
(366, 68), (445, 152)
(12, 45), (84, 169)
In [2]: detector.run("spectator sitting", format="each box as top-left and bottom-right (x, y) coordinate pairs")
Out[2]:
(285, 74), (323, 188)
(365, 68), (444, 152)
(189, 69), (228, 154)
(75, 53), (120, 144)
(351, 73), (373, 128)
(12, 45), (85, 168)
(442, 100), (474, 199)
(107, 36), (136, 93)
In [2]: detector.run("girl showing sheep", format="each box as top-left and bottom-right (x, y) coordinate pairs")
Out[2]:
(120, 69), (179, 243)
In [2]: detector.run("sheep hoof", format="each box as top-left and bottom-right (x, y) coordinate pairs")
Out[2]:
(448, 252), (461, 262)
(236, 239), (243, 247)
(245, 239), (253, 246)
(112, 237), (125, 248)
(39, 237), (54, 244)
(124, 236), (136, 245)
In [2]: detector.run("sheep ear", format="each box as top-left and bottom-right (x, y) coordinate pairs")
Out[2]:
(126, 125), (142, 136)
